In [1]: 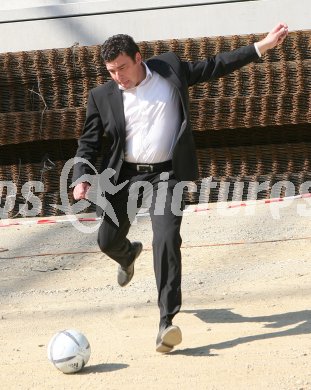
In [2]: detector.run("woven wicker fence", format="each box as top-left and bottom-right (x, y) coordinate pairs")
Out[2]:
(0, 30), (310, 217)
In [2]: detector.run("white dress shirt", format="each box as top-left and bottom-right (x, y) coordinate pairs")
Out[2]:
(120, 63), (182, 163)
(121, 44), (260, 164)
(254, 42), (262, 58)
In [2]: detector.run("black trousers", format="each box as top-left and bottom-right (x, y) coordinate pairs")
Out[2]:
(97, 164), (183, 326)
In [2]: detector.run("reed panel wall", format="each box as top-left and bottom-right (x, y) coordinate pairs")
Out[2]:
(0, 31), (310, 217)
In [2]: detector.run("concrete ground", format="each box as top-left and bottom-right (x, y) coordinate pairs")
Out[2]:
(0, 198), (311, 389)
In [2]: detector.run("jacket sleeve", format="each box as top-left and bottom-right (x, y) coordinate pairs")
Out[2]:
(72, 90), (104, 183)
(182, 44), (260, 86)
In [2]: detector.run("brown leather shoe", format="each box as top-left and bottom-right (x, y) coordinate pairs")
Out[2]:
(156, 324), (182, 353)
(117, 241), (143, 287)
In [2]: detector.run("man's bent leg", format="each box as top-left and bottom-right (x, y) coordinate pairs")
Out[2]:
(97, 185), (134, 268)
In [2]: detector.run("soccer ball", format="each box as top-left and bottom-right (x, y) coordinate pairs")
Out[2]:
(47, 329), (91, 374)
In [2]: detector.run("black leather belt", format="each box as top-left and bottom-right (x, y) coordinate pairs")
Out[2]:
(123, 160), (172, 173)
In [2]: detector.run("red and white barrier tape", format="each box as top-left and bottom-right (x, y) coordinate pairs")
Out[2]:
(1, 193), (311, 228)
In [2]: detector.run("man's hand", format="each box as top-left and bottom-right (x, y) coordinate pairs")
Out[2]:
(73, 182), (90, 200)
(256, 23), (289, 56)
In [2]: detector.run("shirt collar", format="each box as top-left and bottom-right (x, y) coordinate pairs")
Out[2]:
(118, 62), (152, 91)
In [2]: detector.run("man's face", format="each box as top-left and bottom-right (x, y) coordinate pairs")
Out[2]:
(105, 52), (144, 89)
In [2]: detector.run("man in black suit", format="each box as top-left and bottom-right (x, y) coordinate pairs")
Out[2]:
(73, 23), (288, 353)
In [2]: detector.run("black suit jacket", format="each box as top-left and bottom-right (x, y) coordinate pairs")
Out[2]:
(72, 44), (259, 183)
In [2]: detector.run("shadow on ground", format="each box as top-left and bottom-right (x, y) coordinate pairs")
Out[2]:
(77, 362), (129, 375)
(172, 308), (311, 356)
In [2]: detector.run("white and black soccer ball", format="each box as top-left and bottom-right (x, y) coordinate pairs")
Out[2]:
(47, 329), (91, 374)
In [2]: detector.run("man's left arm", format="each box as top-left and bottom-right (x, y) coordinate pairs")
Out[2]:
(184, 22), (289, 86)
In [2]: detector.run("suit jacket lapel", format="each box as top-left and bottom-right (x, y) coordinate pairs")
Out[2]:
(107, 82), (126, 146)
(147, 58), (187, 143)
(147, 58), (187, 118)
(147, 58), (182, 91)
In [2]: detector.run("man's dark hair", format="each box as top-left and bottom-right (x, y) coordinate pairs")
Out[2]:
(101, 34), (140, 62)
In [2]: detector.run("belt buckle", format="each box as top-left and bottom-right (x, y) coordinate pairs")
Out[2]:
(137, 164), (153, 173)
